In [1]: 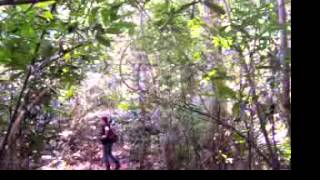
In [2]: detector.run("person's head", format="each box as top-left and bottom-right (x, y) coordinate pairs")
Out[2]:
(101, 116), (110, 126)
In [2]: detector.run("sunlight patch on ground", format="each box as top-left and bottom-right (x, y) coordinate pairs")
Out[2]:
(58, 130), (73, 138)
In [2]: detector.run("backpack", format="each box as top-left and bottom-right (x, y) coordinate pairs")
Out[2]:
(107, 128), (118, 143)
(101, 125), (118, 143)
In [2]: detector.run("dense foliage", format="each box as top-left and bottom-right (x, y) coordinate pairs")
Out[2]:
(0, 0), (290, 170)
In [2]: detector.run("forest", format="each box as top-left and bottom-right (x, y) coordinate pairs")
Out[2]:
(0, 0), (290, 170)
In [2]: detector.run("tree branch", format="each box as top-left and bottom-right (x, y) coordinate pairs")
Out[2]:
(0, 0), (54, 6)
(118, 41), (143, 92)
(36, 42), (87, 71)
(159, 1), (200, 31)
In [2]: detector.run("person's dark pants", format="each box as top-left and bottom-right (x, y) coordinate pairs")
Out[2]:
(102, 142), (120, 170)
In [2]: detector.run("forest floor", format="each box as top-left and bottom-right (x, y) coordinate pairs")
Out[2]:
(37, 105), (163, 170)
(39, 143), (132, 170)
(38, 108), (149, 170)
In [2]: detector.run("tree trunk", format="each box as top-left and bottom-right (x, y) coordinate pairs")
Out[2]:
(0, 89), (48, 169)
(277, 0), (291, 137)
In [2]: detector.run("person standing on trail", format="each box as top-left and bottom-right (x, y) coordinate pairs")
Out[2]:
(99, 116), (121, 170)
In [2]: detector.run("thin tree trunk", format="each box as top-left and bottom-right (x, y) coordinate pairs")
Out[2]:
(0, 89), (48, 169)
(241, 54), (280, 169)
(0, 22), (48, 161)
(277, 0), (291, 137)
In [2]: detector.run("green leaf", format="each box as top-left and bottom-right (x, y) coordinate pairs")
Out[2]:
(96, 34), (111, 47)
(20, 25), (36, 38)
(212, 36), (219, 47)
(221, 40), (230, 49)
(100, 6), (120, 26)
(232, 102), (240, 117)
(0, 49), (11, 64)
(115, 21), (135, 29)
(43, 11), (54, 20)
(193, 51), (201, 62)
(188, 17), (205, 38)
(60, 85), (76, 100)
(204, 69), (218, 81)
(216, 81), (236, 100)
(105, 27), (122, 34)
(62, 67), (69, 73)
(106, 21), (135, 34)
(128, 27), (135, 35)
(89, 7), (99, 25)
(213, 36), (232, 49)
(64, 53), (71, 62)
(234, 133), (246, 144)
(100, 8), (111, 26)
(66, 88), (75, 99)
(35, 0), (56, 9)
(117, 102), (129, 111)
